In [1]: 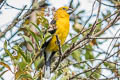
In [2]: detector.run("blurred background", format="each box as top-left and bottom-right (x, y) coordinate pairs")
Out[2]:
(0, 0), (120, 80)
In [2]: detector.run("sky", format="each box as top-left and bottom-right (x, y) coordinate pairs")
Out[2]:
(0, 0), (94, 79)
(0, 0), (118, 80)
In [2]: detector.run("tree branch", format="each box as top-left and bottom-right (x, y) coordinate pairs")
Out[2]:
(0, 5), (27, 38)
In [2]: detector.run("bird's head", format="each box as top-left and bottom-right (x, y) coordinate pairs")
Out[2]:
(57, 6), (73, 14)
(54, 6), (73, 19)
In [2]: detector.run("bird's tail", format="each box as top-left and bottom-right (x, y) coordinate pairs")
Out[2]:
(44, 60), (51, 79)
(44, 53), (51, 79)
(44, 51), (56, 79)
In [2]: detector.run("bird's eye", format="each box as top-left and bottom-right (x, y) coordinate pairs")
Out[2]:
(63, 8), (66, 10)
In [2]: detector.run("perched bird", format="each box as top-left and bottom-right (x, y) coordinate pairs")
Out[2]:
(42, 6), (73, 79)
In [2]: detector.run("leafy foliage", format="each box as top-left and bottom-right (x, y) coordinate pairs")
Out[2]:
(0, 0), (120, 80)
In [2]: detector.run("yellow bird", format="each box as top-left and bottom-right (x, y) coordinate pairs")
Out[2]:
(42, 6), (73, 79)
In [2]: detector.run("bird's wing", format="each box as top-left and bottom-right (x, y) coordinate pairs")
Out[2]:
(42, 19), (57, 79)
(42, 19), (57, 48)
(48, 19), (57, 34)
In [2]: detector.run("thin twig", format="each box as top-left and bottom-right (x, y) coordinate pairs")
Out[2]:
(56, 35), (62, 55)
(0, 0), (6, 9)
(88, 9), (120, 77)
(87, 0), (101, 37)
(69, 67), (97, 80)
(69, 49), (120, 79)
(88, 49), (120, 79)
(0, 5), (27, 38)
(65, 9), (120, 45)
(60, 4), (120, 78)
(94, 11), (120, 37)
(89, 36), (120, 39)
(64, 27), (91, 44)
(97, 0), (120, 8)
(6, 0), (48, 10)
(52, 35), (62, 72)
(62, 10), (120, 63)
(105, 28), (120, 57)
(63, 0), (101, 57)
(83, 0), (96, 27)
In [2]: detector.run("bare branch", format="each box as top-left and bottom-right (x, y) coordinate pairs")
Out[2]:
(0, 5), (27, 38)
(94, 11), (120, 37)
(89, 36), (120, 39)
(0, 0), (6, 9)
(52, 35), (62, 72)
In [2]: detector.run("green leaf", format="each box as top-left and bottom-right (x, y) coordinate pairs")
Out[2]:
(77, 10), (85, 15)
(13, 45), (28, 62)
(104, 62), (116, 69)
(22, 35), (34, 49)
(85, 52), (94, 60)
(19, 49), (28, 62)
(92, 66), (101, 79)
(18, 74), (32, 80)
(93, 72), (100, 79)
(4, 41), (14, 60)
(25, 51), (32, 63)
(62, 44), (70, 52)
(86, 71), (91, 77)
(61, 75), (68, 80)
(18, 62), (27, 70)
(31, 22), (43, 40)
(0, 66), (4, 71)
(34, 56), (44, 70)
(72, 36), (79, 43)
(4, 40), (7, 49)
(40, 16), (49, 28)
(27, 28), (40, 48)
(43, 32), (52, 43)
(12, 46), (21, 60)
(16, 70), (32, 80)
(95, 19), (102, 33)
(51, 70), (63, 80)
(85, 45), (94, 60)
(72, 50), (81, 62)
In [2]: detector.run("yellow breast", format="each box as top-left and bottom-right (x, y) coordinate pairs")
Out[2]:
(46, 18), (69, 52)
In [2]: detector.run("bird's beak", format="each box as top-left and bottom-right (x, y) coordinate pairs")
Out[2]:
(67, 8), (74, 14)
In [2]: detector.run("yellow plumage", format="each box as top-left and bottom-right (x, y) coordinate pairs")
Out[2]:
(46, 7), (70, 52)
(43, 6), (72, 79)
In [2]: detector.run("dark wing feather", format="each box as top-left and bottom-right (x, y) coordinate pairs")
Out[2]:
(42, 19), (57, 48)
(48, 28), (56, 34)
(42, 38), (51, 48)
(50, 19), (56, 24)
(48, 19), (57, 34)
